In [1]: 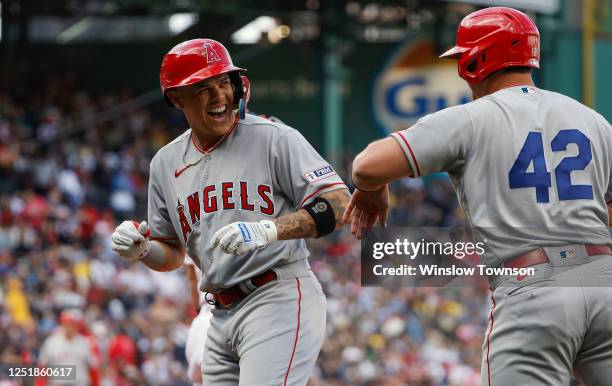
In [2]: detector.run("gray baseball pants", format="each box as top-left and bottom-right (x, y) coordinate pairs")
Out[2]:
(483, 245), (612, 386)
(202, 259), (326, 386)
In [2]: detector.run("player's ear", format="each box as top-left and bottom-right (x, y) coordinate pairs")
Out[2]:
(167, 90), (183, 109)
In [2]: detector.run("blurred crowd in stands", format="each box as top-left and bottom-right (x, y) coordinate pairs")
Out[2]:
(0, 75), (489, 385)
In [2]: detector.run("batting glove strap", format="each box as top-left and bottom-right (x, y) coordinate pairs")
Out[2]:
(257, 220), (278, 243)
(209, 220), (277, 256)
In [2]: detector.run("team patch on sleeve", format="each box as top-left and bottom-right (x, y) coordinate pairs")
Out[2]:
(304, 165), (336, 183)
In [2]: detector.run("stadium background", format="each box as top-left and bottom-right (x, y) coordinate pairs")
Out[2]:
(0, 0), (610, 385)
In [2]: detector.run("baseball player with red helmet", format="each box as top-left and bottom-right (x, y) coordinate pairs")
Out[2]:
(37, 310), (100, 386)
(343, 7), (612, 386)
(111, 39), (349, 385)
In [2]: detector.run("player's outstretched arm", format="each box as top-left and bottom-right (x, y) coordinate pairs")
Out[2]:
(352, 137), (413, 190)
(111, 220), (185, 272)
(274, 189), (349, 240)
(343, 137), (413, 239)
(208, 189), (349, 256)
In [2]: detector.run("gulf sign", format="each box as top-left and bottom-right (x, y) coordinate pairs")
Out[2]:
(372, 40), (471, 135)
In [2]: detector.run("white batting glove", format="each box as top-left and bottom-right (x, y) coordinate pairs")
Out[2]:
(208, 220), (277, 256)
(111, 220), (151, 261)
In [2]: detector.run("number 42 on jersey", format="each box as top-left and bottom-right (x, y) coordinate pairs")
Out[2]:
(508, 129), (593, 203)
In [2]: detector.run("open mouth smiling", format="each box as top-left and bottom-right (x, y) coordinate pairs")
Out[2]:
(207, 104), (228, 120)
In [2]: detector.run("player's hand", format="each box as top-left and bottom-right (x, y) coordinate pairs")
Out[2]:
(342, 185), (389, 240)
(111, 220), (152, 261)
(208, 220), (277, 256)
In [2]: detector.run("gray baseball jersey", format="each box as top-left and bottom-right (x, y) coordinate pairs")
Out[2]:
(147, 114), (347, 291)
(391, 85), (612, 267)
(39, 331), (94, 385)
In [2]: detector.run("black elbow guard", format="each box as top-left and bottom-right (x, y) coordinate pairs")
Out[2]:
(303, 197), (336, 238)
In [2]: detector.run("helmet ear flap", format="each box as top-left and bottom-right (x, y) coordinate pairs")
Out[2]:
(229, 71), (250, 119)
(229, 71), (244, 110)
(463, 51), (487, 79)
(465, 58), (478, 74)
(164, 93), (175, 108)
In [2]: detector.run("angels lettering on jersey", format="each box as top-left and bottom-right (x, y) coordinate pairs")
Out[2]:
(176, 181), (274, 242)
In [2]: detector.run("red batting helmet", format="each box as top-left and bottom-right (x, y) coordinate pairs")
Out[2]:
(440, 7), (540, 83)
(160, 39), (248, 111)
(60, 309), (84, 325)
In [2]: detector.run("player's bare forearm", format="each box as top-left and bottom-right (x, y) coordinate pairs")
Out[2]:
(187, 264), (200, 311)
(141, 240), (185, 272)
(274, 189), (350, 240)
(352, 137), (413, 190)
(274, 209), (317, 240)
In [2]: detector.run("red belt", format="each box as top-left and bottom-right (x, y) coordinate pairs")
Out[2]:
(505, 244), (612, 269)
(210, 270), (277, 308)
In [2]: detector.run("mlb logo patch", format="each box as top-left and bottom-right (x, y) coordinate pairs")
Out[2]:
(304, 165), (336, 183)
(521, 86), (536, 94)
(559, 249), (577, 259)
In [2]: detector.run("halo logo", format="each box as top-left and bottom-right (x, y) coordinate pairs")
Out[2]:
(373, 40), (471, 135)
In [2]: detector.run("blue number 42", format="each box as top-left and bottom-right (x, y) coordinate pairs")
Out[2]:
(508, 129), (593, 203)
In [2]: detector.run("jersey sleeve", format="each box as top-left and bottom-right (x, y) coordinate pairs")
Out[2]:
(272, 129), (348, 208)
(147, 155), (177, 240)
(390, 105), (474, 177)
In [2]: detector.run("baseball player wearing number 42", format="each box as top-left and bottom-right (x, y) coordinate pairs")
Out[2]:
(344, 7), (612, 386)
(111, 38), (350, 385)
